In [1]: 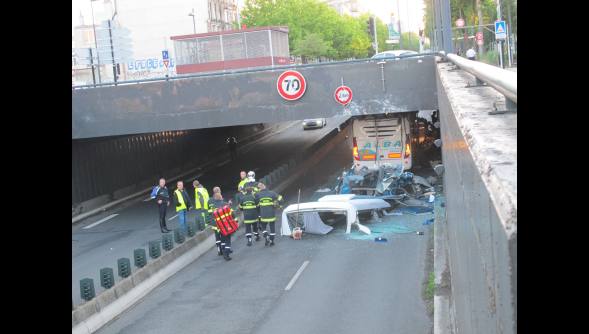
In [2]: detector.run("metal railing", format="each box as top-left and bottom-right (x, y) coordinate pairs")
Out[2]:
(442, 52), (517, 104)
(72, 53), (439, 90)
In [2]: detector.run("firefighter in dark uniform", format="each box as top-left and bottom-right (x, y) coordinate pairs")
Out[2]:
(238, 185), (260, 246)
(207, 187), (233, 260)
(255, 182), (284, 246)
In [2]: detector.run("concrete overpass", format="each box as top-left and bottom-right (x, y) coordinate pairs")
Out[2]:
(72, 56), (438, 139)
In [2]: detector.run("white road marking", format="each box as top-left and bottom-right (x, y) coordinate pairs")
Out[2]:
(217, 160), (230, 167)
(83, 214), (119, 229)
(168, 214), (178, 221)
(285, 260), (310, 291)
(144, 197), (153, 202)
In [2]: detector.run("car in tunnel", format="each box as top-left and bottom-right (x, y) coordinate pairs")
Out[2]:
(371, 50), (419, 60)
(302, 118), (327, 130)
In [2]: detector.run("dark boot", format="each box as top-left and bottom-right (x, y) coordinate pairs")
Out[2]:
(223, 249), (232, 261)
(265, 236), (270, 246)
(255, 234), (260, 242)
(217, 246), (223, 256)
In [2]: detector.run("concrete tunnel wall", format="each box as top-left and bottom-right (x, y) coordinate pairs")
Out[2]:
(436, 64), (516, 334)
(72, 123), (264, 207)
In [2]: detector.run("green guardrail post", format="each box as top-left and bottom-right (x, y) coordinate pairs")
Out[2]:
(186, 221), (196, 237)
(162, 233), (174, 251)
(149, 240), (161, 259)
(100, 267), (115, 289)
(80, 278), (96, 301)
(134, 248), (147, 268)
(174, 228), (185, 244)
(117, 258), (131, 278)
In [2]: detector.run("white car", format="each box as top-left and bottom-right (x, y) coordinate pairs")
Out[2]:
(302, 118), (327, 130)
(371, 50), (419, 60)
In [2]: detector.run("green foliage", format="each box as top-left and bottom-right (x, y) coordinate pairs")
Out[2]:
(242, 0), (382, 59)
(423, 0), (516, 51)
(292, 33), (330, 59)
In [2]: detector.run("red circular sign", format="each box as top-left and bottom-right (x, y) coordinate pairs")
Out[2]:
(276, 70), (307, 101)
(334, 85), (353, 105)
(456, 18), (465, 27)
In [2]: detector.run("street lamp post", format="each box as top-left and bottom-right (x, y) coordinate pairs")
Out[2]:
(90, 0), (101, 83)
(188, 8), (196, 34)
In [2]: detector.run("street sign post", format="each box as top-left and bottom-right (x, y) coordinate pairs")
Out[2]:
(162, 50), (169, 68)
(494, 20), (506, 40)
(276, 70), (307, 101)
(334, 85), (353, 106)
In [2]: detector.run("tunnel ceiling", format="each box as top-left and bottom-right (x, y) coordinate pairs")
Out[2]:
(72, 57), (438, 139)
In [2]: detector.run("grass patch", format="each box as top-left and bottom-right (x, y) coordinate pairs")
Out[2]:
(425, 271), (435, 300)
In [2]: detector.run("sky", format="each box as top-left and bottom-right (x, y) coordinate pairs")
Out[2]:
(361, 0), (425, 33)
(72, 0), (424, 62)
(72, 0), (425, 36)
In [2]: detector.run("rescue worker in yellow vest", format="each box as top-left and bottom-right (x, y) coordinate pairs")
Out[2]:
(207, 187), (233, 259)
(237, 171), (248, 193)
(173, 181), (192, 234)
(238, 185), (260, 246)
(255, 182), (284, 246)
(193, 180), (209, 231)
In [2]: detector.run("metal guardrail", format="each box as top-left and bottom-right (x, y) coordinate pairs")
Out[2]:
(442, 52), (517, 104)
(72, 53), (440, 90)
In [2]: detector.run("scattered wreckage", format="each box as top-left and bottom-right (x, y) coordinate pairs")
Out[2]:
(281, 162), (444, 237)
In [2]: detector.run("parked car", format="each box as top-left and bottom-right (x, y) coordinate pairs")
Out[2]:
(371, 50), (419, 60)
(302, 118), (327, 130)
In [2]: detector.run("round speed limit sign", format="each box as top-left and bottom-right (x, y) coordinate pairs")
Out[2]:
(276, 70), (307, 101)
(334, 85), (353, 105)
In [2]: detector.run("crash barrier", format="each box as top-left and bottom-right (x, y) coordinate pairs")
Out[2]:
(442, 52), (516, 110)
(74, 220), (195, 307)
(73, 228), (214, 333)
(260, 118), (351, 190)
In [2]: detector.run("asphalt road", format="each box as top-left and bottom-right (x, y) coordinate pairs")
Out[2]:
(94, 130), (433, 334)
(72, 116), (349, 306)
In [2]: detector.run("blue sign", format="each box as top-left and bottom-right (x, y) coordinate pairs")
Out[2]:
(494, 20), (506, 40)
(127, 58), (175, 72)
(162, 50), (169, 60)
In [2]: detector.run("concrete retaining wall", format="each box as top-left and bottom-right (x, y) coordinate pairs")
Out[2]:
(435, 61), (516, 334)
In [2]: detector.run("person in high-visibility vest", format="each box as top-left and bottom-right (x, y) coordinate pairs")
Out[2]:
(255, 182), (284, 246)
(207, 187), (234, 259)
(193, 180), (209, 231)
(238, 185), (260, 246)
(173, 181), (192, 233)
(237, 171), (248, 193)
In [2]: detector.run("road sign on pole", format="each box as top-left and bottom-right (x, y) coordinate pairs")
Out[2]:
(162, 50), (169, 68)
(334, 85), (353, 105)
(276, 70), (307, 101)
(494, 20), (506, 40)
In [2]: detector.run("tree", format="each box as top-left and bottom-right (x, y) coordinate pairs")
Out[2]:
(400, 32), (421, 52)
(241, 0), (383, 60)
(292, 33), (330, 63)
